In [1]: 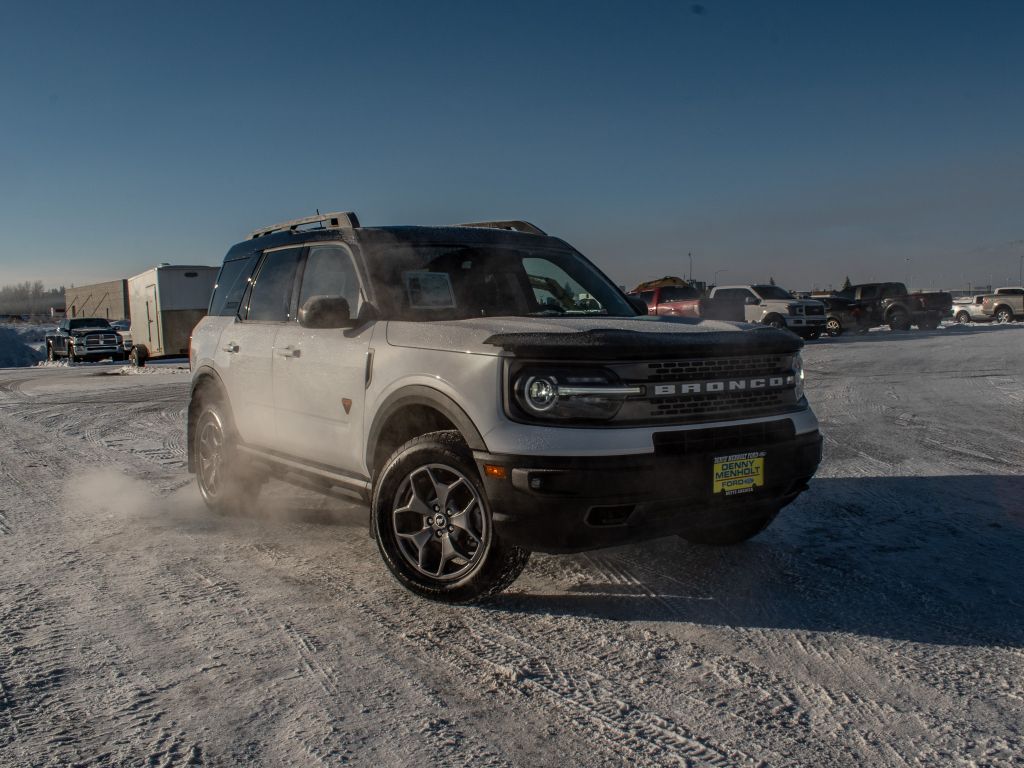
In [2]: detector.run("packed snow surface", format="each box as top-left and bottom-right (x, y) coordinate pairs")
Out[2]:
(0, 324), (1022, 766)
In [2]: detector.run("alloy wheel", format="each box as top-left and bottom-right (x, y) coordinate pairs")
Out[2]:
(391, 463), (488, 581)
(197, 418), (225, 497)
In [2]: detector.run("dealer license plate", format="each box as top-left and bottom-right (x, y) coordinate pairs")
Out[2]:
(712, 452), (766, 496)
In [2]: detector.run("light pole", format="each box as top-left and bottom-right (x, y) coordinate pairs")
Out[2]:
(713, 269), (729, 286)
(1018, 253), (1022, 286)
(688, 252), (693, 283)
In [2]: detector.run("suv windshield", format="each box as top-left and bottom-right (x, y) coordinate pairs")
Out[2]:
(68, 318), (111, 330)
(365, 244), (636, 320)
(753, 285), (796, 301)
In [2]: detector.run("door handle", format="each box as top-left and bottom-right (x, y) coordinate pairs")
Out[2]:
(223, 342), (239, 353)
(277, 346), (301, 358)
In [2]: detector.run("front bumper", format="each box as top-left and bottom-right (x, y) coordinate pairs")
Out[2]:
(784, 316), (826, 328)
(475, 422), (822, 553)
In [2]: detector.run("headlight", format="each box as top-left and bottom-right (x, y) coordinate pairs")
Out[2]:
(793, 352), (805, 401)
(512, 367), (641, 422)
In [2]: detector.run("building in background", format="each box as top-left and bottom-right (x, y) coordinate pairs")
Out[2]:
(65, 280), (129, 320)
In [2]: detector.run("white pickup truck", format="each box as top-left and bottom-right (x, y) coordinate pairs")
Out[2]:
(700, 285), (827, 340)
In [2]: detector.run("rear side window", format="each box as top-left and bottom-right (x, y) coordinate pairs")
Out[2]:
(297, 245), (362, 315)
(246, 248), (303, 322)
(209, 256), (257, 316)
(659, 286), (699, 301)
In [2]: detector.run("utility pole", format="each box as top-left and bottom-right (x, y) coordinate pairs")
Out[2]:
(1019, 253), (1022, 286)
(688, 252), (693, 282)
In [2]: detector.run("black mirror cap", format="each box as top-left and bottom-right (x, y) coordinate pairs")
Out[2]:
(627, 295), (650, 316)
(298, 295), (355, 329)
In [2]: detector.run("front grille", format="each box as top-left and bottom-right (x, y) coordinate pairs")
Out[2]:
(645, 355), (785, 382)
(84, 334), (118, 347)
(649, 389), (791, 419)
(805, 305), (824, 316)
(612, 354), (800, 425)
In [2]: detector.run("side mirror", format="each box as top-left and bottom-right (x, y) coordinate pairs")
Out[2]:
(744, 296), (760, 306)
(627, 295), (650, 315)
(298, 295), (355, 329)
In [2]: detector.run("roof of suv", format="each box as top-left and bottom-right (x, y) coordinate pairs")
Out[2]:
(223, 221), (570, 263)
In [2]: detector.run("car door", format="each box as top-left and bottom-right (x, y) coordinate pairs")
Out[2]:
(217, 246), (303, 449)
(273, 242), (373, 471)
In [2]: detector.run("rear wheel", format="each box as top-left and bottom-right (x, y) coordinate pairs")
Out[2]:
(679, 508), (779, 546)
(825, 318), (843, 337)
(372, 430), (530, 602)
(194, 400), (262, 515)
(995, 306), (1014, 323)
(916, 316), (940, 330)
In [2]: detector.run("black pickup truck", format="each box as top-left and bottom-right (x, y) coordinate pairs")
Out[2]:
(832, 282), (951, 331)
(45, 317), (128, 362)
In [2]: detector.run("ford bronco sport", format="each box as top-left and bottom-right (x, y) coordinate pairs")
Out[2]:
(188, 212), (822, 602)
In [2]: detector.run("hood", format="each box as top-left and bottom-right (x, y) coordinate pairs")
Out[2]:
(386, 315), (802, 358)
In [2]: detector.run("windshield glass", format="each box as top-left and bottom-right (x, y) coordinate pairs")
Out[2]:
(68, 318), (111, 330)
(365, 244), (636, 320)
(753, 285), (796, 300)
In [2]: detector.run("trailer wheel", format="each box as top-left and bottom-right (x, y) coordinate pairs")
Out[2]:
(129, 346), (147, 367)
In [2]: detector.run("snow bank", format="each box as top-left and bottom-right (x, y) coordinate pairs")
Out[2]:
(116, 364), (190, 375)
(0, 327), (45, 367)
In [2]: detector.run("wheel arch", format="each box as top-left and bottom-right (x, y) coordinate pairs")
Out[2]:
(366, 386), (487, 479)
(187, 368), (232, 473)
(994, 303), (1014, 319)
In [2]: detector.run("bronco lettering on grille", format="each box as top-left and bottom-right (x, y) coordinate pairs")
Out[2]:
(651, 375), (795, 396)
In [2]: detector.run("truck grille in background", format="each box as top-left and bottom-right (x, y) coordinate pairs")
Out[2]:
(84, 334), (118, 347)
(805, 305), (825, 316)
(611, 355), (800, 425)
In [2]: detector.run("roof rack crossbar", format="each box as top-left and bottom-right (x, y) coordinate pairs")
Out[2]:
(249, 211), (360, 240)
(456, 220), (546, 236)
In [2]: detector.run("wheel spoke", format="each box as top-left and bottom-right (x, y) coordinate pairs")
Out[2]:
(448, 501), (482, 545)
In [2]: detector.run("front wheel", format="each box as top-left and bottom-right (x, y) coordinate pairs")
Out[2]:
(371, 430), (529, 603)
(679, 508), (779, 546)
(825, 318), (843, 337)
(888, 311), (911, 331)
(66, 343), (78, 363)
(46, 343), (55, 361)
(763, 315), (786, 330)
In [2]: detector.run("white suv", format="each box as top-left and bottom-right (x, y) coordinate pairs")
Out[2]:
(188, 212), (822, 601)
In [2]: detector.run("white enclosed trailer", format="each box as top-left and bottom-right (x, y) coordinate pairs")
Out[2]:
(127, 265), (218, 363)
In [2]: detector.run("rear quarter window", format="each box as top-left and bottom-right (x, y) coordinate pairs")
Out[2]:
(209, 256), (257, 316)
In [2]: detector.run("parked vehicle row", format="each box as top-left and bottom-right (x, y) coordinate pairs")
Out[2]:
(628, 278), (958, 338)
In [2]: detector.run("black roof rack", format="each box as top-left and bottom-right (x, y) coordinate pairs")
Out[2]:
(455, 220), (546, 236)
(249, 211), (360, 240)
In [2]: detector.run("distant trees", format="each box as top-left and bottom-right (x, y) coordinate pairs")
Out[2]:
(841, 276), (852, 290)
(0, 281), (65, 316)
(768, 276), (776, 286)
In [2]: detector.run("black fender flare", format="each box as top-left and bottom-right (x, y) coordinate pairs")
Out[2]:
(187, 367), (232, 473)
(365, 385), (486, 473)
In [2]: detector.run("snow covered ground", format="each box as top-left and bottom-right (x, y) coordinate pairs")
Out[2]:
(0, 325), (1022, 766)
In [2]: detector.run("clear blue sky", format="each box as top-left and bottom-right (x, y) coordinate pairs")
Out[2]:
(2, 0), (1022, 291)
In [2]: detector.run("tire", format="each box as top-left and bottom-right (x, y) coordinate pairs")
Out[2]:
(763, 315), (786, 330)
(802, 328), (822, 341)
(129, 346), (147, 367)
(916, 317), (939, 331)
(888, 310), (910, 331)
(66, 343), (77, 363)
(995, 306), (1014, 324)
(193, 398), (262, 515)
(371, 430), (530, 603)
(955, 311), (971, 325)
(46, 343), (55, 361)
(679, 507), (779, 546)
(825, 318), (843, 337)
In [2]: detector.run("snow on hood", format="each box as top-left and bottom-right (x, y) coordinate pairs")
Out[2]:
(385, 314), (773, 356)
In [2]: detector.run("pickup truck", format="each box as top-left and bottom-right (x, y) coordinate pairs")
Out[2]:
(44, 317), (128, 362)
(698, 285), (827, 340)
(832, 282), (951, 331)
(629, 283), (702, 317)
(981, 287), (1024, 322)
